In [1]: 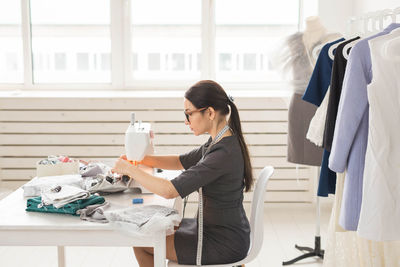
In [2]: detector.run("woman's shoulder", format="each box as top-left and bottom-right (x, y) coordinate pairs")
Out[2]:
(208, 135), (239, 154)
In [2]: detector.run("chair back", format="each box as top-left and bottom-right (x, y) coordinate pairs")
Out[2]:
(167, 166), (274, 267)
(245, 166), (274, 262)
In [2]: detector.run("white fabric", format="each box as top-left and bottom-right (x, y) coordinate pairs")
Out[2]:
(306, 87), (331, 146)
(22, 174), (83, 197)
(323, 174), (400, 267)
(357, 31), (400, 241)
(333, 173), (346, 232)
(104, 205), (181, 237)
(41, 185), (90, 208)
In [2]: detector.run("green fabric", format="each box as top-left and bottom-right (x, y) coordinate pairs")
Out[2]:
(26, 195), (105, 216)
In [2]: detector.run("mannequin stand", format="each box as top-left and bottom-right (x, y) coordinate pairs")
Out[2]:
(282, 237), (324, 265)
(282, 169), (324, 265)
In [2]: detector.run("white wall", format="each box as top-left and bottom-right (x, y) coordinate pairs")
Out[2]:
(318, 0), (354, 34)
(353, 0), (399, 16)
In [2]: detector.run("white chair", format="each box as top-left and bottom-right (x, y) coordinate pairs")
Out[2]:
(169, 166), (274, 267)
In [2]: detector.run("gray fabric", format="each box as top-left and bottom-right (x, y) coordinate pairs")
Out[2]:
(281, 32), (316, 94)
(77, 202), (109, 223)
(80, 163), (105, 177)
(171, 135), (250, 265)
(84, 173), (131, 193)
(287, 92), (324, 166)
(105, 205), (178, 227)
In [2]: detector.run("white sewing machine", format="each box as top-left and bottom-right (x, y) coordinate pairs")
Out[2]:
(125, 112), (154, 193)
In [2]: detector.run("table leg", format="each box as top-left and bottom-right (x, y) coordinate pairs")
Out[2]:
(154, 233), (167, 267)
(174, 197), (183, 216)
(57, 246), (65, 267)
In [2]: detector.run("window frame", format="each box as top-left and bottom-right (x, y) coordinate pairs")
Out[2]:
(0, 0), (309, 91)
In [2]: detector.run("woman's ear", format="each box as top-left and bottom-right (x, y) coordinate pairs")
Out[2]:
(208, 107), (216, 121)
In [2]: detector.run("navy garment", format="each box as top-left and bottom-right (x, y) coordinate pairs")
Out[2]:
(302, 37), (344, 197)
(317, 150), (336, 197)
(303, 38), (345, 105)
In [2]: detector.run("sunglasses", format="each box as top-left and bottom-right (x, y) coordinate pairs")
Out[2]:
(184, 107), (208, 122)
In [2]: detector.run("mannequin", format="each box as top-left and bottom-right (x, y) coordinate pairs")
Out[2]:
(303, 17), (327, 47)
(303, 16), (328, 64)
(278, 16), (343, 166)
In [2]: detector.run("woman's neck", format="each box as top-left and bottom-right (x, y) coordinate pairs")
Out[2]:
(209, 121), (231, 141)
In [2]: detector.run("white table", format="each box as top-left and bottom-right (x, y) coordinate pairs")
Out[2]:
(0, 171), (182, 267)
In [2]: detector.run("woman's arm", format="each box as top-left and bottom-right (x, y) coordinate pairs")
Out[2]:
(112, 158), (180, 199)
(141, 155), (183, 170)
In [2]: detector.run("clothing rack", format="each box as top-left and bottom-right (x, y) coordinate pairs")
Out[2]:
(283, 7), (400, 265)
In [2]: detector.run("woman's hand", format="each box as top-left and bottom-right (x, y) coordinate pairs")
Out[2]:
(111, 157), (135, 176)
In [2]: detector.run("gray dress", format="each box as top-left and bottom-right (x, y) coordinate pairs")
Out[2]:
(171, 135), (250, 265)
(283, 33), (324, 166)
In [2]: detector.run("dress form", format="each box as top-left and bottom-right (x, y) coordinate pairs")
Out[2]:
(303, 16), (328, 53)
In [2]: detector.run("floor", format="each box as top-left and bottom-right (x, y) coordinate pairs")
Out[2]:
(0, 189), (333, 267)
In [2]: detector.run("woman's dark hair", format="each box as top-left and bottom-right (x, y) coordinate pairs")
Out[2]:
(184, 80), (253, 192)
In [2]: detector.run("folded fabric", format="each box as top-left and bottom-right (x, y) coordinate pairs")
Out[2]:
(104, 205), (181, 236)
(41, 185), (90, 208)
(26, 195), (105, 216)
(77, 202), (110, 223)
(22, 174), (83, 197)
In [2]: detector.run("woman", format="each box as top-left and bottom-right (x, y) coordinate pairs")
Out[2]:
(112, 80), (253, 266)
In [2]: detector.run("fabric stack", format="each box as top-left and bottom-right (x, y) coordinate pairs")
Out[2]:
(23, 158), (180, 236)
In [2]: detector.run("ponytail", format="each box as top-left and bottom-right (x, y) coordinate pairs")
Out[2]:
(228, 101), (253, 192)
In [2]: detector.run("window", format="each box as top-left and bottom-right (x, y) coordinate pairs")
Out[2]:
(130, 0), (201, 81)
(6, 53), (18, 71)
(30, 0), (111, 83)
(77, 53), (89, 71)
(0, 0), (318, 89)
(171, 53), (185, 71)
(101, 53), (111, 71)
(215, 0), (300, 82)
(132, 53), (138, 71)
(0, 0), (23, 83)
(54, 53), (66, 70)
(219, 53), (232, 71)
(243, 53), (257, 71)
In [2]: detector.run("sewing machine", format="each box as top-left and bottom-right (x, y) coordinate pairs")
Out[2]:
(125, 112), (154, 193)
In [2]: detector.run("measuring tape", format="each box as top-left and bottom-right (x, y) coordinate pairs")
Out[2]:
(196, 124), (231, 265)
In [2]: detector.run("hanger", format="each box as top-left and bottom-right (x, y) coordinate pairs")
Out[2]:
(312, 43), (324, 60)
(380, 9), (395, 28)
(382, 27), (400, 61)
(394, 7), (400, 22)
(342, 38), (360, 60)
(342, 7), (400, 60)
(363, 13), (374, 36)
(349, 16), (364, 38)
(370, 11), (382, 34)
(342, 14), (370, 60)
(342, 11), (382, 59)
(328, 39), (348, 60)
